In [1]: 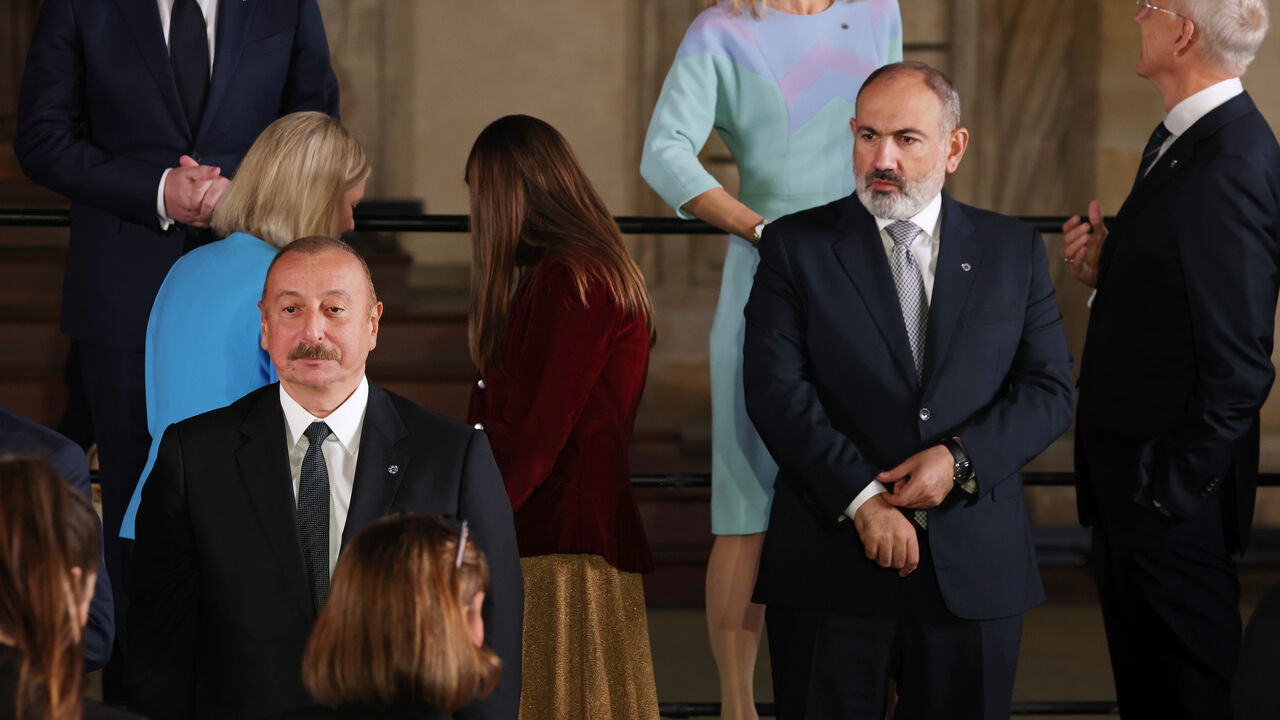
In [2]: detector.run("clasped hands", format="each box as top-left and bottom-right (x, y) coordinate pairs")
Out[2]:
(853, 445), (954, 578)
(163, 154), (230, 228)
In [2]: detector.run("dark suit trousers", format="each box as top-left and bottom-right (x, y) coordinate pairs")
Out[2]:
(766, 531), (1022, 720)
(80, 341), (151, 650)
(1081, 424), (1241, 720)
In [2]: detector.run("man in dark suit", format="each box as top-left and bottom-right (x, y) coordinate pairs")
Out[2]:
(0, 405), (114, 671)
(13, 1), (341, 661)
(128, 237), (522, 720)
(744, 62), (1074, 719)
(1062, 2), (1278, 717)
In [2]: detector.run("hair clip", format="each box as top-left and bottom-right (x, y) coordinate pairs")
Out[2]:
(455, 520), (469, 568)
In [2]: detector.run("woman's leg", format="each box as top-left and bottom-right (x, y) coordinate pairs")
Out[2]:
(706, 532), (766, 720)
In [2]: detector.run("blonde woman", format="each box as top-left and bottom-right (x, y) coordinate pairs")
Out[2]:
(119, 111), (369, 538)
(640, 1), (902, 717)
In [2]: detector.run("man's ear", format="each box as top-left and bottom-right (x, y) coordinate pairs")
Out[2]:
(945, 126), (970, 174)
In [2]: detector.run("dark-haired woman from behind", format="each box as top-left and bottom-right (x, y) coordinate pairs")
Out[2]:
(275, 514), (499, 720)
(0, 457), (144, 720)
(465, 114), (659, 720)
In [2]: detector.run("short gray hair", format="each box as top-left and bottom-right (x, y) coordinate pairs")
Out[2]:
(857, 61), (962, 132)
(1179, 0), (1269, 75)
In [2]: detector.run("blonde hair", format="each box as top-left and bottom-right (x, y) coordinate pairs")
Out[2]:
(212, 111), (370, 248)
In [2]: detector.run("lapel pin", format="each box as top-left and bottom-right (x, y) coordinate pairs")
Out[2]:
(961, 263), (971, 272)
(387, 465), (399, 475)
(1170, 159), (1179, 168)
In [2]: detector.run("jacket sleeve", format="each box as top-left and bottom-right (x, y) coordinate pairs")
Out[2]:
(128, 426), (198, 720)
(14, 0), (167, 227)
(479, 269), (622, 513)
(455, 430), (523, 720)
(1153, 154), (1279, 518)
(282, 0), (340, 118)
(949, 228), (1076, 494)
(743, 228), (884, 522)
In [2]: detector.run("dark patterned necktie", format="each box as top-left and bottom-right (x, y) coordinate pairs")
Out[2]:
(170, 0), (210, 132)
(297, 421), (331, 611)
(885, 220), (930, 530)
(1132, 122), (1172, 193)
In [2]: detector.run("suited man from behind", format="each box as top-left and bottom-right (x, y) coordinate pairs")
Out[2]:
(0, 405), (114, 671)
(129, 237), (523, 720)
(1062, 2), (1279, 718)
(14, 0), (340, 670)
(744, 62), (1074, 719)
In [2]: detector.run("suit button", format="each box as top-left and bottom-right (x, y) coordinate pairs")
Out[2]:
(477, 379), (486, 389)
(473, 423), (485, 430)
(919, 408), (931, 421)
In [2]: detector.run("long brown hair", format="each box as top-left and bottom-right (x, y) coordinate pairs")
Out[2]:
(212, 111), (370, 247)
(0, 456), (100, 720)
(302, 515), (500, 713)
(465, 114), (655, 373)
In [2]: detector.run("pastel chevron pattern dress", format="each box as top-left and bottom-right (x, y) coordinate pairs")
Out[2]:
(640, 0), (902, 535)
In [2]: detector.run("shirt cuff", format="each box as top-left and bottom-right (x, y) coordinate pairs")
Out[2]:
(157, 167), (174, 231)
(842, 480), (889, 522)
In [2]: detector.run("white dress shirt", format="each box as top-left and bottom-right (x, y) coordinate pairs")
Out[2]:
(843, 192), (944, 522)
(1148, 77), (1244, 175)
(156, 0), (221, 229)
(280, 376), (368, 577)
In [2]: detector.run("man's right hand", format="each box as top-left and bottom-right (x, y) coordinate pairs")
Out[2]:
(853, 493), (919, 578)
(1062, 200), (1108, 287)
(163, 155), (222, 227)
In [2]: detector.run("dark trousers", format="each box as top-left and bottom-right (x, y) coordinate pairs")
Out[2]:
(1090, 490), (1240, 720)
(79, 341), (151, 652)
(766, 532), (1023, 720)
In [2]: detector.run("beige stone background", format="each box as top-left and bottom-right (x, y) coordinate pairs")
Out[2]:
(313, 0), (1280, 526)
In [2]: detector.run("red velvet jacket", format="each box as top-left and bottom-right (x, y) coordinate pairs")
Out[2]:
(467, 260), (654, 573)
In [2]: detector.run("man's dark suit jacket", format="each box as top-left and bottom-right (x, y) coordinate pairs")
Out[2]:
(128, 382), (523, 720)
(0, 406), (114, 670)
(1077, 92), (1280, 550)
(744, 191), (1074, 620)
(15, 0), (339, 351)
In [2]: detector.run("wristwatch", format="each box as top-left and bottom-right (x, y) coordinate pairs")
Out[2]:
(752, 220), (767, 244)
(940, 437), (974, 487)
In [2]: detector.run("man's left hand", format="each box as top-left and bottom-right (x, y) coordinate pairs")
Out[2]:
(880, 445), (954, 510)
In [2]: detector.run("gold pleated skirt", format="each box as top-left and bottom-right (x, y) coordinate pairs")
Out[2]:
(518, 554), (660, 720)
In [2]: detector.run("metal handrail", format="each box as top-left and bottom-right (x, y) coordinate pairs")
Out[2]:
(0, 209), (1094, 236)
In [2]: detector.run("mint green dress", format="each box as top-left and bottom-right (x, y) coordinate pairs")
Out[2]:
(640, 0), (902, 534)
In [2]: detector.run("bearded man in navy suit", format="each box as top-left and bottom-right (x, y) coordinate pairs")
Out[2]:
(744, 62), (1074, 719)
(1063, 2), (1279, 718)
(14, 0), (340, 677)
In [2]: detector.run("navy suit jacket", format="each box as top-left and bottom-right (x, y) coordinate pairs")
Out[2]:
(0, 406), (114, 670)
(15, 0), (339, 351)
(1076, 92), (1280, 551)
(128, 382), (522, 720)
(744, 191), (1074, 621)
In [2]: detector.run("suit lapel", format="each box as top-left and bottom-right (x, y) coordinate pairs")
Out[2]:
(234, 385), (314, 621)
(196, 0), (256, 142)
(830, 196), (919, 387)
(342, 383), (411, 549)
(921, 193), (981, 389)
(1103, 93), (1257, 284)
(116, 0), (188, 135)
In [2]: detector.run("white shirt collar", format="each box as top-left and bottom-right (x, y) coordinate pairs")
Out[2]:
(873, 192), (943, 239)
(279, 376), (369, 455)
(1164, 77), (1243, 136)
